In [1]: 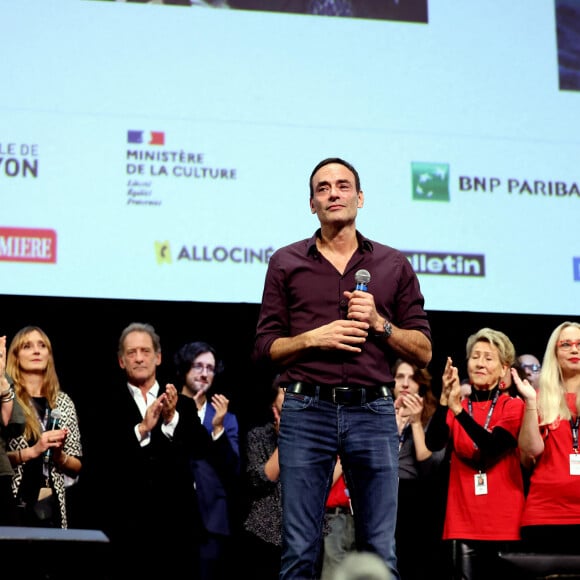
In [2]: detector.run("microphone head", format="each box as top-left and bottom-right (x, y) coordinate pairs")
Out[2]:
(354, 269), (371, 285)
(49, 408), (62, 429)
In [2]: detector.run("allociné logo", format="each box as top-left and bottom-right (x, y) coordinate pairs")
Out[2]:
(0, 227), (57, 263)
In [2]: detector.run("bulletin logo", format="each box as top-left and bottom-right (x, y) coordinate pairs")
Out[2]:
(403, 250), (485, 277)
(0, 227), (57, 263)
(411, 162), (450, 202)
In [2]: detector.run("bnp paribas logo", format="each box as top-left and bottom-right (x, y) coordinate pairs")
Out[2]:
(411, 162), (450, 202)
(155, 241), (172, 265)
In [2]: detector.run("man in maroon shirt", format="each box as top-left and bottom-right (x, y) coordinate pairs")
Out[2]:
(253, 157), (432, 579)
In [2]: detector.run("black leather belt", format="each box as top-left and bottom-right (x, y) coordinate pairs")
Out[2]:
(285, 381), (392, 406)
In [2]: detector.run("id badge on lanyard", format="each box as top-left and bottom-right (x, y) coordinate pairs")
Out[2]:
(570, 416), (580, 475)
(474, 472), (488, 495)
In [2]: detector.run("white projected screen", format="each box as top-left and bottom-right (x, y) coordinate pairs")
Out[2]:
(1, 0), (579, 316)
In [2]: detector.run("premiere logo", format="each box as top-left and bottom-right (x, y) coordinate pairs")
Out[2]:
(411, 162), (450, 202)
(155, 241), (172, 264)
(0, 227), (57, 263)
(574, 258), (580, 281)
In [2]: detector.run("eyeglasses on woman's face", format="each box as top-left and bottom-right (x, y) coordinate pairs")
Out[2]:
(557, 339), (580, 352)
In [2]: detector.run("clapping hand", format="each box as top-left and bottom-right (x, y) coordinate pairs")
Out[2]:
(0, 335), (7, 379)
(441, 357), (462, 414)
(211, 393), (229, 437)
(398, 391), (424, 423)
(161, 384), (178, 424)
(511, 368), (537, 405)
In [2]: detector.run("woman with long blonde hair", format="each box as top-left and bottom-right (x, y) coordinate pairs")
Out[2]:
(6, 326), (82, 528)
(514, 320), (580, 553)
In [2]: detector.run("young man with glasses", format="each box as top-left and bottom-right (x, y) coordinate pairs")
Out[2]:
(173, 341), (240, 580)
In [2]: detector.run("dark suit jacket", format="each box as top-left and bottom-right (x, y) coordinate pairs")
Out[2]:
(84, 382), (216, 577)
(190, 402), (240, 536)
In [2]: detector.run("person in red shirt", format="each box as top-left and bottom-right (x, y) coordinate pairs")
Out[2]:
(426, 328), (525, 580)
(514, 321), (580, 553)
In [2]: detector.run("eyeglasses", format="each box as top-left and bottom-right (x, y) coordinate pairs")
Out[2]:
(192, 362), (215, 374)
(557, 340), (580, 351)
(520, 364), (541, 374)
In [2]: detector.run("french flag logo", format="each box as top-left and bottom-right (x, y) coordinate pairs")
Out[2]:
(127, 130), (165, 145)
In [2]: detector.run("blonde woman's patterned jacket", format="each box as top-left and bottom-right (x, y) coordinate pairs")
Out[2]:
(8, 391), (82, 528)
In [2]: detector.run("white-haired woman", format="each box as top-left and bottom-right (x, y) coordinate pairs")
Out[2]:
(426, 328), (525, 579)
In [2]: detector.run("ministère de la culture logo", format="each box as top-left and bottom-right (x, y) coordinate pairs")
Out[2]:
(0, 141), (39, 179)
(126, 130), (237, 206)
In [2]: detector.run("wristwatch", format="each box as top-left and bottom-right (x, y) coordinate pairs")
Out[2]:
(382, 319), (393, 339)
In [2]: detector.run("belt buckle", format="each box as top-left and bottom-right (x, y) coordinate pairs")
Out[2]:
(332, 386), (351, 405)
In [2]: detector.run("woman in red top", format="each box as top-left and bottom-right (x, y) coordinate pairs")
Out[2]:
(426, 328), (525, 580)
(514, 320), (580, 553)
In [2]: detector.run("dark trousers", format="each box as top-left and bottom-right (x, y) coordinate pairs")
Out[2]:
(451, 540), (524, 580)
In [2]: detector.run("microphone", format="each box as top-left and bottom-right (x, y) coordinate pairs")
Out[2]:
(354, 269), (371, 291)
(43, 408), (62, 465)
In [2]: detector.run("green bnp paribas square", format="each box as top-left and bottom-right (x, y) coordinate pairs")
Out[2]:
(411, 162), (450, 201)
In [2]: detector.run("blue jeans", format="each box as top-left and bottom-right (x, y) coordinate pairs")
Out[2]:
(278, 387), (400, 580)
